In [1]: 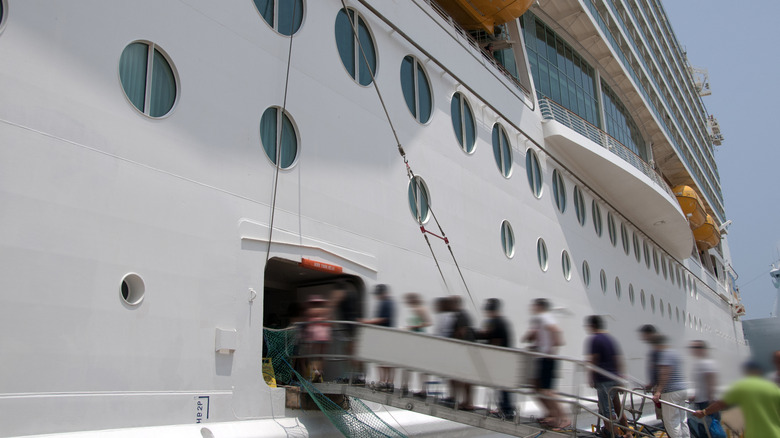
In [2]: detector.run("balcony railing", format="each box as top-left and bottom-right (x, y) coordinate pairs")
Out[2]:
(539, 97), (676, 200)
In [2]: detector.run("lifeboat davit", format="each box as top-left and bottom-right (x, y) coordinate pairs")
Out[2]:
(436, 0), (535, 33)
(673, 185), (706, 229)
(693, 215), (721, 250)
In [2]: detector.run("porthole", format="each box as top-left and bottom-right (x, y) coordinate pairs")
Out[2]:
(688, 276), (693, 294)
(651, 294), (656, 313)
(119, 42), (177, 118)
(694, 282), (698, 300)
(668, 303), (672, 320)
(0, 1), (5, 29)
(614, 277), (621, 300)
(526, 149), (543, 198)
(582, 260), (591, 287)
(688, 313), (692, 328)
(492, 124), (513, 178)
(676, 267), (682, 289)
(607, 212), (617, 247)
(660, 299), (665, 317)
(620, 223), (630, 255)
(451, 92), (476, 153)
(661, 257), (668, 279)
(562, 250), (571, 281)
(408, 176), (431, 224)
(643, 241), (651, 269)
(676, 307), (680, 322)
(500, 220), (515, 258)
(669, 260), (675, 284)
(592, 201), (603, 237)
(401, 56), (432, 123)
(260, 106), (299, 169)
(633, 233), (641, 263)
(552, 170), (567, 213)
(600, 269), (607, 294)
(335, 8), (376, 86)
(537, 238), (548, 272)
(120, 273), (145, 306)
(629, 284), (635, 305)
(653, 248), (660, 274)
(573, 186), (586, 226)
(640, 289), (646, 309)
(253, 0), (304, 36)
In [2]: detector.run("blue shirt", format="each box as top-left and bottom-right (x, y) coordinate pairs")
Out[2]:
(376, 298), (395, 327)
(588, 333), (621, 383)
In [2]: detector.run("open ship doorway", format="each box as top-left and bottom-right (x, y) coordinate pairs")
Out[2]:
(262, 257), (365, 330)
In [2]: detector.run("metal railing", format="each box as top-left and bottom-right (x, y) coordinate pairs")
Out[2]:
(538, 97), (676, 200)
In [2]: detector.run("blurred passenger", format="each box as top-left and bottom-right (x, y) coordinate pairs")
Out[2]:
(359, 284), (396, 392)
(687, 340), (719, 438)
(477, 298), (514, 418)
(638, 324), (659, 391)
(401, 293), (431, 397)
(450, 295), (476, 410)
(584, 315), (632, 437)
(304, 295), (332, 383)
(331, 281), (362, 383)
(769, 350), (780, 386)
(693, 360), (780, 438)
(522, 298), (569, 430)
(433, 296), (455, 337)
(651, 335), (690, 438)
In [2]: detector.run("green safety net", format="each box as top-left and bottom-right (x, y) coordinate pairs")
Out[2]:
(264, 328), (408, 438)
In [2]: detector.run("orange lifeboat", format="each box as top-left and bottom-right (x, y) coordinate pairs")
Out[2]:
(673, 185), (706, 229)
(436, 0), (535, 33)
(693, 215), (721, 250)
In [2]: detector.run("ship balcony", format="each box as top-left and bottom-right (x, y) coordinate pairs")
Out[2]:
(539, 97), (693, 260)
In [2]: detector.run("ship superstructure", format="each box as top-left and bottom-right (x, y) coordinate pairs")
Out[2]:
(0, 0), (746, 436)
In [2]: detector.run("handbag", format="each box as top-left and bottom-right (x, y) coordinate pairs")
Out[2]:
(707, 416), (726, 438)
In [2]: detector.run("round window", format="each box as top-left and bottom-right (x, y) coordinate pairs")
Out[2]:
(629, 284), (635, 305)
(408, 176), (431, 224)
(582, 260), (591, 287)
(120, 273), (145, 306)
(537, 238), (548, 272)
(552, 169), (567, 213)
(574, 186), (586, 226)
(253, 0), (304, 36)
(451, 93), (476, 153)
(401, 55), (433, 123)
(260, 106), (299, 169)
(335, 8), (376, 86)
(500, 220), (515, 258)
(640, 289), (646, 309)
(614, 277), (621, 300)
(600, 269), (607, 294)
(592, 201), (603, 237)
(119, 42), (177, 118)
(607, 212), (617, 247)
(562, 250), (571, 281)
(526, 149), (543, 198)
(492, 124), (513, 178)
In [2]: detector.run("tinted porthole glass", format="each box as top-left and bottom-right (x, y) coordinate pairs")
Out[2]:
(401, 56), (432, 123)
(492, 124), (512, 178)
(500, 220), (515, 258)
(662, 257), (668, 279)
(620, 223), (630, 255)
(260, 107), (298, 169)
(615, 277), (621, 300)
(607, 212), (617, 247)
(526, 149), (543, 198)
(633, 233), (641, 262)
(669, 261), (675, 284)
(451, 92), (476, 153)
(640, 289), (646, 309)
(119, 42), (177, 118)
(592, 201), (603, 237)
(335, 8), (376, 86)
(574, 186), (586, 226)
(408, 176), (431, 224)
(676, 307), (680, 322)
(676, 267), (682, 289)
(582, 260), (590, 287)
(629, 284), (635, 305)
(552, 170), (567, 213)
(651, 295), (656, 313)
(253, 0), (304, 36)
(660, 299), (665, 317)
(653, 248), (660, 274)
(643, 240), (651, 269)
(537, 238), (548, 272)
(668, 303), (672, 319)
(562, 250), (571, 281)
(600, 269), (607, 294)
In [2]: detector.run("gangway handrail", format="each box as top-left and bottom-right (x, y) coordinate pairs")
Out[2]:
(607, 386), (709, 438)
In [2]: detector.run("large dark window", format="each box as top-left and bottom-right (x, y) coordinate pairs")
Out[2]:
(601, 81), (648, 160)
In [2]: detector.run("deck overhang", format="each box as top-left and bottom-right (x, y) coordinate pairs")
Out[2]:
(543, 119), (693, 260)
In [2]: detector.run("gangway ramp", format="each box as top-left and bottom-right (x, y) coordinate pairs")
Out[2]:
(311, 323), (603, 437)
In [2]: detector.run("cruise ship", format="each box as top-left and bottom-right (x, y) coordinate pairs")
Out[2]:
(0, 0), (748, 436)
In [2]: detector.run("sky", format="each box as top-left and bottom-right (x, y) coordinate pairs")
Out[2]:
(661, 1), (780, 319)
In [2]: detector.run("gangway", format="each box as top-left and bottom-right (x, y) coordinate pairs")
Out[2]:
(265, 323), (693, 438)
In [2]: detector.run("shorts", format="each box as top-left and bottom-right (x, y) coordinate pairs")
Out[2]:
(595, 380), (620, 418)
(536, 357), (557, 389)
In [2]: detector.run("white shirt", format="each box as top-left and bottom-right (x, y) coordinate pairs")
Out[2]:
(434, 312), (454, 337)
(531, 312), (556, 354)
(692, 358), (717, 403)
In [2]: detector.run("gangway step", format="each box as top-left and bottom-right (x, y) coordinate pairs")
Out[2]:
(315, 382), (596, 438)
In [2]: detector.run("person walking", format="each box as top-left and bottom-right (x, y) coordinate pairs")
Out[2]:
(651, 335), (690, 438)
(477, 298), (514, 418)
(584, 315), (632, 437)
(360, 284), (396, 392)
(449, 295), (476, 410)
(687, 340), (719, 438)
(401, 293), (431, 396)
(693, 360), (780, 438)
(522, 298), (569, 430)
(638, 324), (660, 391)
